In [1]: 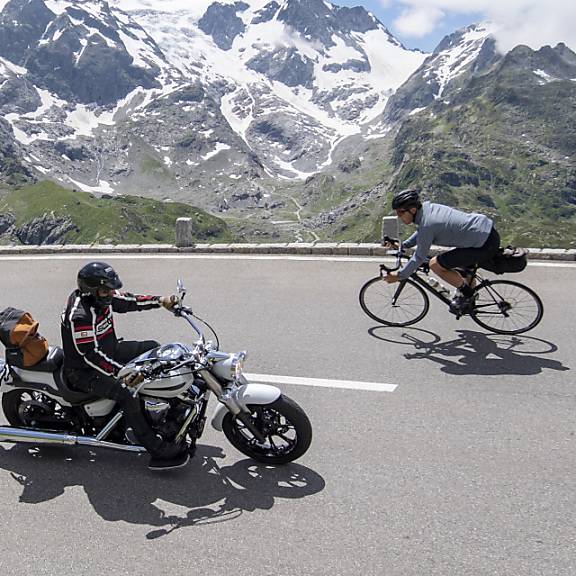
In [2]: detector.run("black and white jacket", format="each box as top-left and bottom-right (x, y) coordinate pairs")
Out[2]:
(61, 289), (161, 377)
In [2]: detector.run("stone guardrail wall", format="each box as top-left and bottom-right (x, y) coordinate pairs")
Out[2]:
(0, 216), (573, 260)
(0, 243), (574, 260)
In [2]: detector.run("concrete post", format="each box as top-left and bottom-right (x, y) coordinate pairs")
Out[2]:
(381, 216), (399, 244)
(175, 217), (194, 248)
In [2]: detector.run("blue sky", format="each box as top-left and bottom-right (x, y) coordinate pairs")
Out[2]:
(334, 0), (576, 55)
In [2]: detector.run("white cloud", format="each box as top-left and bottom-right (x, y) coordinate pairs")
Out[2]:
(384, 0), (576, 52)
(394, 5), (445, 37)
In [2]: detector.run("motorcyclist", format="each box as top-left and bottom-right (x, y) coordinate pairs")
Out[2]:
(384, 189), (501, 313)
(60, 261), (189, 471)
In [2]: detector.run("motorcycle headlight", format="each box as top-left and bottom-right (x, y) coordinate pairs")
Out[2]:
(210, 351), (248, 382)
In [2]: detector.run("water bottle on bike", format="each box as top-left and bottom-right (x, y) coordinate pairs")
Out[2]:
(425, 276), (450, 297)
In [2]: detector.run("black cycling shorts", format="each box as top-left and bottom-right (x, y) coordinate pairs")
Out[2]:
(436, 227), (500, 270)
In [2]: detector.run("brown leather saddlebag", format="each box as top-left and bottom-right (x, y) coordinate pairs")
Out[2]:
(0, 307), (49, 367)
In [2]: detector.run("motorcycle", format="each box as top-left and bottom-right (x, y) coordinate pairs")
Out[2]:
(0, 280), (312, 465)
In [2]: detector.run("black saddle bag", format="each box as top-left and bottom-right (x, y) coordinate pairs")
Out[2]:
(480, 246), (528, 275)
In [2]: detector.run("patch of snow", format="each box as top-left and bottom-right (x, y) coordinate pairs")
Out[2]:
(202, 142), (231, 161)
(0, 56), (27, 75)
(67, 176), (116, 195)
(533, 69), (559, 84)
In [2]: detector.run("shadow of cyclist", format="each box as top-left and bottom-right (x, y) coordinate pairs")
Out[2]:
(0, 442), (325, 539)
(400, 329), (570, 376)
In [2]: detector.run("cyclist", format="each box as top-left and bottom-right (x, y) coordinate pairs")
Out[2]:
(383, 188), (501, 313)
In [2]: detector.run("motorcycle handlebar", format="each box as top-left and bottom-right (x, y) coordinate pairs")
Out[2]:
(179, 307), (205, 338)
(169, 283), (220, 350)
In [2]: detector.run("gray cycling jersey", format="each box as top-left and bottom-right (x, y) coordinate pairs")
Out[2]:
(399, 201), (493, 279)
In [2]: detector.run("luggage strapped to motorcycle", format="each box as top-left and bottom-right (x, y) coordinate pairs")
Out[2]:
(0, 307), (49, 368)
(480, 245), (528, 275)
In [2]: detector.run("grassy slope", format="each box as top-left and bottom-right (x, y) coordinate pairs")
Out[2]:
(0, 181), (233, 244)
(379, 83), (576, 248)
(285, 140), (396, 243)
(307, 47), (576, 247)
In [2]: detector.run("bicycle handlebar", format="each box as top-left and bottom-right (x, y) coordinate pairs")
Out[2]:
(380, 235), (406, 274)
(380, 238), (430, 275)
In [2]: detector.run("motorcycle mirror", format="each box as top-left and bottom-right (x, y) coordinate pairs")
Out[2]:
(177, 278), (186, 301)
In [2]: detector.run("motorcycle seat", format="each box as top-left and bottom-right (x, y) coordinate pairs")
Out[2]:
(20, 346), (64, 372)
(55, 368), (100, 405)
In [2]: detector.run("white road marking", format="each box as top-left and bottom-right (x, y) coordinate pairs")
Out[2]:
(0, 253), (384, 263)
(245, 373), (397, 392)
(0, 253), (574, 267)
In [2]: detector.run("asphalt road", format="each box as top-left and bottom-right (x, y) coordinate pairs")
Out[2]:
(0, 254), (574, 576)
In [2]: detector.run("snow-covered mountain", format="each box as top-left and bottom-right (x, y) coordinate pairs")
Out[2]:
(3, 1), (574, 247)
(10, 0), (556, 240)
(383, 23), (498, 122)
(0, 0), (430, 198)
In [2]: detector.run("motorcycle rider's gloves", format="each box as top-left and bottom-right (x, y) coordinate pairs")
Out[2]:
(123, 372), (145, 388)
(160, 295), (180, 310)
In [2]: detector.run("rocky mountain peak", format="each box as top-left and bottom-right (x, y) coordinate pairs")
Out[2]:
(0, 0), (54, 64)
(0, 0), (174, 105)
(501, 42), (576, 80)
(198, 1), (249, 50)
(382, 23), (498, 121)
(275, 0), (381, 47)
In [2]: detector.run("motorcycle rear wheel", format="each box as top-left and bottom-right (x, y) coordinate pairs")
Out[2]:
(2, 389), (73, 430)
(222, 394), (312, 465)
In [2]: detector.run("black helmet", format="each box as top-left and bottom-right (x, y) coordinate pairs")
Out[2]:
(392, 188), (421, 210)
(77, 262), (122, 305)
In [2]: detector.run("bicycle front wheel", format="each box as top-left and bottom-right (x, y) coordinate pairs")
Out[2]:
(359, 276), (429, 327)
(470, 279), (543, 335)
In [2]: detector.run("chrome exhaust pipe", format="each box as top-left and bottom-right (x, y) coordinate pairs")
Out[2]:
(0, 426), (146, 453)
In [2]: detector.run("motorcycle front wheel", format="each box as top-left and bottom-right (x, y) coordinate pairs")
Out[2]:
(222, 395), (312, 465)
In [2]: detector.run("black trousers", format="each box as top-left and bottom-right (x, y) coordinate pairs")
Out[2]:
(65, 340), (161, 454)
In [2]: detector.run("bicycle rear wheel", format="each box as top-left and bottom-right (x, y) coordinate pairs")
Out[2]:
(470, 279), (543, 335)
(359, 277), (429, 327)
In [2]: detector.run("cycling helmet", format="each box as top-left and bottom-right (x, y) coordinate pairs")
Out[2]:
(391, 188), (421, 210)
(77, 262), (122, 305)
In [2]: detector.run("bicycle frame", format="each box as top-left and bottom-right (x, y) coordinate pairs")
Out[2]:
(379, 247), (458, 308)
(380, 246), (526, 319)
(389, 268), (453, 306)
(403, 270), (500, 315)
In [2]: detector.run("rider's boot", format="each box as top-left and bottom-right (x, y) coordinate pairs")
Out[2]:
(148, 442), (190, 471)
(132, 426), (190, 471)
(123, 400), (190, 471)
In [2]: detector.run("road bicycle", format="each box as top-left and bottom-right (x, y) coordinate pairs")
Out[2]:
(359, 243), (544, 335)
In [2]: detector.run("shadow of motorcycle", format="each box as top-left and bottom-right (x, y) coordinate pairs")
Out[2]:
(0, 442), (326, 539)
